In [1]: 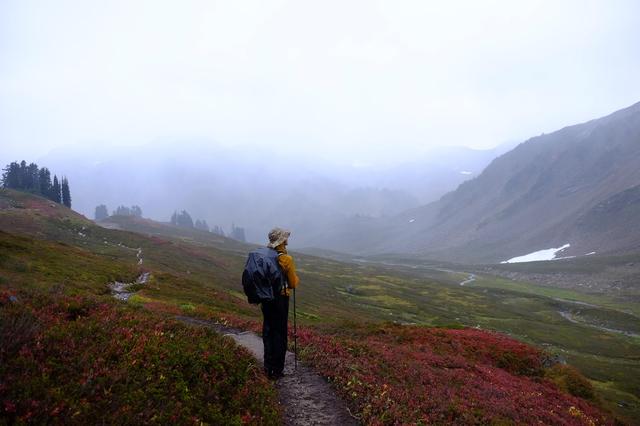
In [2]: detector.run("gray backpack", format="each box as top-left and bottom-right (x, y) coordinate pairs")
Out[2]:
(241, 247), (285, 304)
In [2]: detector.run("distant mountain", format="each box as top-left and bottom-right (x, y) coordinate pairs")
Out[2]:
(330, 142), (519, 204)
(37, 141), (506, 247)
(321, 101), (640, 263)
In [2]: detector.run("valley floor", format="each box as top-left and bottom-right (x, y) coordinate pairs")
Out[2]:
(0, 189), (635, 424)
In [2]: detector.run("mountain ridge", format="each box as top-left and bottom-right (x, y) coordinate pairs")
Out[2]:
(318, 101), (640, 263)
(1, 188), (632, 423)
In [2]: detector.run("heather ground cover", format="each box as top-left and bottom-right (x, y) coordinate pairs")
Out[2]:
(296, 323), (613, 425)
(0, 198), (279, 423)
(0, 289), (280, 425)
(1, 189), (638, 423)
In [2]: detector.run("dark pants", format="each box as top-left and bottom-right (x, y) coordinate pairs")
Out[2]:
(261, 294), (289, 376)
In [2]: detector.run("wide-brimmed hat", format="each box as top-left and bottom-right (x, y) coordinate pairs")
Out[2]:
(267, 227), (291, 248)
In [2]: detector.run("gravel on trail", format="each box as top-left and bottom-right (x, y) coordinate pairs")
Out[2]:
(176, 316), (359, 426)
(109, 247), (358, 425)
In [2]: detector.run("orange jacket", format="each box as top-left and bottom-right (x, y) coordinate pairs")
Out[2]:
(276, 247), (299, 296)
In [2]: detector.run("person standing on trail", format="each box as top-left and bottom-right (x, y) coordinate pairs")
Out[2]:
(262, 227), (299, 379)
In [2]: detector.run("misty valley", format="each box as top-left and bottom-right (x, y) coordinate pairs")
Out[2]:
(1, 102), (640, 425)
(2, 2), (640, 424)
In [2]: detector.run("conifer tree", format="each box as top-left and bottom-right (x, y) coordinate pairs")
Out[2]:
(94, 204), (109, 220)
(18, 161), (27, 188)
(1, 162), (21, 189)
(114, 205), (131, 216)
(51, 175), (62, 203)
(1, 162), (68, 205)
(61, 177), (71, 208)
(38, 168), (52, 196)
(131, 205), (142, 218)
(178, 210), (194, 228)
(170, 210), (194, 228)
(230, 223), (246, 242)
(24, 163), (39, 193)
(195, 219), (210, 231)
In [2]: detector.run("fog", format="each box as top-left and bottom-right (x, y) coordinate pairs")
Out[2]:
(38, 140), (511, 245)
(2, 1), (640, 245)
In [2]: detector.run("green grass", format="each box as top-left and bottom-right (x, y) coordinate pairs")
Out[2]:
(1, 188), (638, 423)
(471, 275), (640, 317)
(104, 214), (640, 421)
(0, 190), (280, 424)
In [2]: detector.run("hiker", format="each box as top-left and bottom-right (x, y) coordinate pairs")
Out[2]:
(262, 227), (299, 379)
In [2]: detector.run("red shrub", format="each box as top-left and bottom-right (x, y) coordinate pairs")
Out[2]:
(296, 324), (611, 425)
(0, 291), (280, 424)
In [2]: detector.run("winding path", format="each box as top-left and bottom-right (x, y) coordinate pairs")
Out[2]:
(176, 317), (358, 426)
(459, 273), (476, 286)
(109, 246), (358, 425)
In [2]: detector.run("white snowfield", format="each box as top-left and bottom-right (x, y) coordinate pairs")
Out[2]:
(501, 244), (571, 264)
(460, 171), (473, 175)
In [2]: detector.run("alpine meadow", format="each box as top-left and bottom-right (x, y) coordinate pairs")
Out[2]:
(1, 1), (640, 425)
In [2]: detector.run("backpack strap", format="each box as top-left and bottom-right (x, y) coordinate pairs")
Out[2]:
(275, 252), (290, 291)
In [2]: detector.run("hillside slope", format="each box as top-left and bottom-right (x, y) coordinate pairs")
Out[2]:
(322, 101), (640, 263)
(1, 189), (636, 423)
(0, 191), (280, 424)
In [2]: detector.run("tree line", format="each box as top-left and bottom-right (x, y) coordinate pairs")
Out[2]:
(94, 204), (142, 220)
(170, 210), (245, 241)
(93, 203), (246, 242)
(1, 161), (71, 208)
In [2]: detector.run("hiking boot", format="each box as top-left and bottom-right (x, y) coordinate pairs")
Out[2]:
(267, 370), (284, 380)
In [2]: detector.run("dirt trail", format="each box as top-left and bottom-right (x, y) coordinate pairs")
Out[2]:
(176, 316), (359, 426)
(109, 247), (358, 425)
(459, 273), (476, 286)
(109, 271), (150, 300)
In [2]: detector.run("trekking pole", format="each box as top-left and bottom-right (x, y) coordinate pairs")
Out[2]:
(294, 287), (297, 370)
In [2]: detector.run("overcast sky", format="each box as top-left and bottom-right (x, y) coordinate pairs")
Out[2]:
(1, 0), (639, 167)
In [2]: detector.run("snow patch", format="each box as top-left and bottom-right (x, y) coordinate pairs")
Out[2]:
(408, 218), (415, 223)
(501, 244), (571, 264)
(554, 255), (576, 260)
(460, 171), (472, 175)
